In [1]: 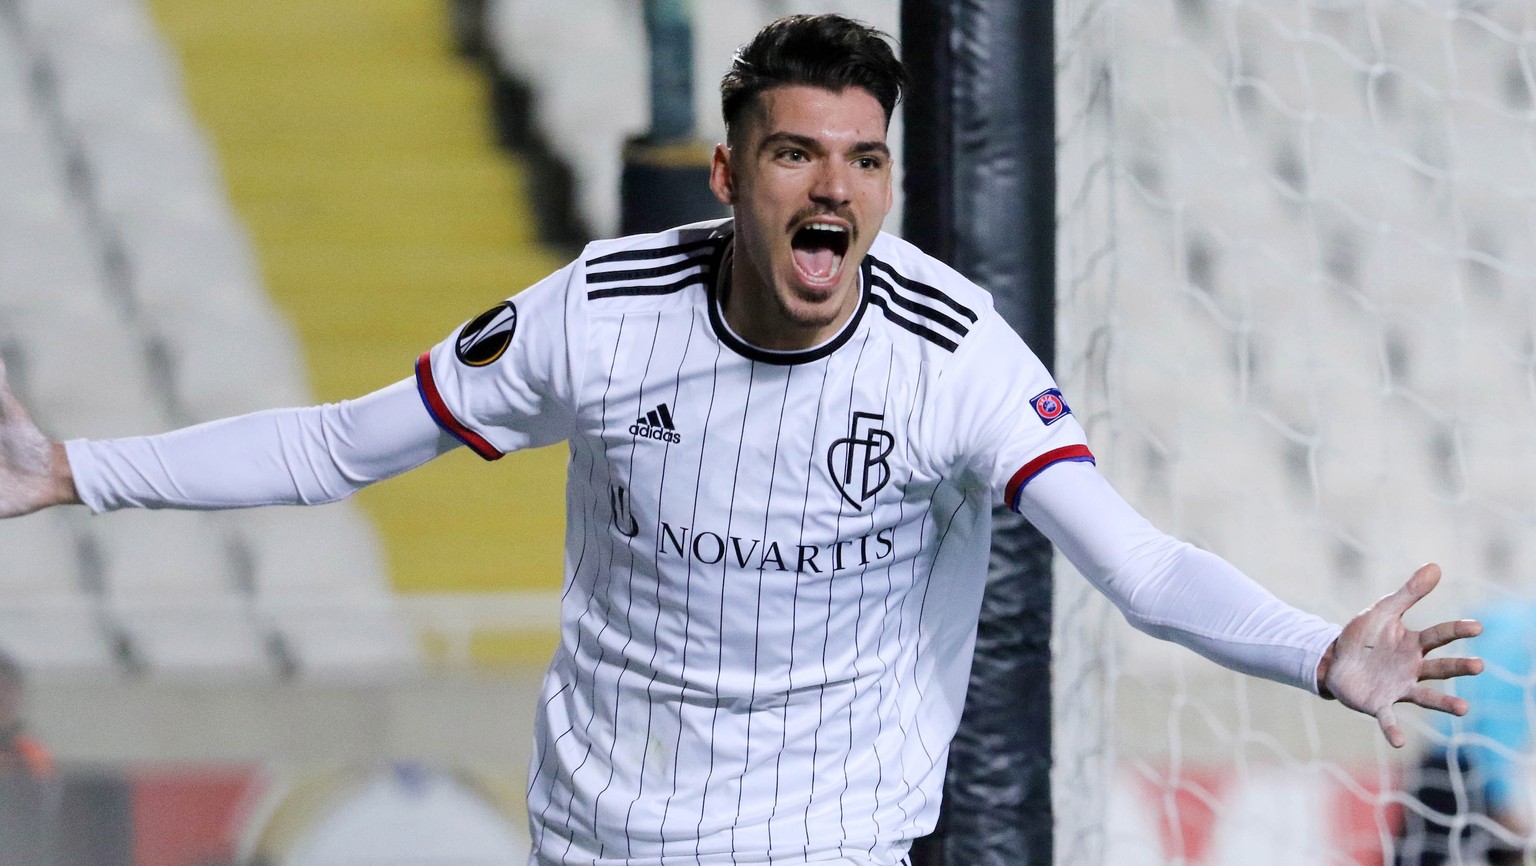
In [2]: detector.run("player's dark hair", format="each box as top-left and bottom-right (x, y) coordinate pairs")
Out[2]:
(720, 14), (908, 140)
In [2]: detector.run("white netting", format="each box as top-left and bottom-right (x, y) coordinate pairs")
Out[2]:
(1055, 1), (1536, 864)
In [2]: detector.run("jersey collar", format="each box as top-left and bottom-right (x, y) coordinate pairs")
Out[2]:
(705, 235), (872, 366)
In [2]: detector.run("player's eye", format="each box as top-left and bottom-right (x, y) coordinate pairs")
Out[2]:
(854, 156), (885, 171)
(778, 149), (808, 163)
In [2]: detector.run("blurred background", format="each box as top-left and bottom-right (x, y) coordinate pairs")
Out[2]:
(2, 0), (1535, 864)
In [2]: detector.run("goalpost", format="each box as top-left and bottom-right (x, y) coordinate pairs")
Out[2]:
(1055, 0), (1536, 863)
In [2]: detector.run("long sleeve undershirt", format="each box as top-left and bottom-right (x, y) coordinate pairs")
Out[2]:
(66, 378), (1339, 693)
(66, 378), (451, 510)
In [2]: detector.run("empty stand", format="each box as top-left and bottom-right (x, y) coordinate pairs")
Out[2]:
(0, 0), (418, 683)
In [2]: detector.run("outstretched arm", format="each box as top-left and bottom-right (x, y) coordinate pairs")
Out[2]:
(1018, 459), (1482, 746)
(1314, 563), (1483, 747)
(0, 359), (78, 517)
(0, 359), (456, 515)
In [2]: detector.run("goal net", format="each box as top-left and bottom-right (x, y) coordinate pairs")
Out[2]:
(1054, 1), (1536, 863)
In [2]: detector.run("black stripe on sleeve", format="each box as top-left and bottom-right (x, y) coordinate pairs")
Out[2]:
(588, 274), (710, 301)
(587, 254), (713, 285)
(866, 254), (979, 322)
(867, 290), (960, 352)
(587, 237), (720, 266)
(867, 274), (970, 338)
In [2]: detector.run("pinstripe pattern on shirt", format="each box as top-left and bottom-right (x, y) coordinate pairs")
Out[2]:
(425, 221), (1090, 865)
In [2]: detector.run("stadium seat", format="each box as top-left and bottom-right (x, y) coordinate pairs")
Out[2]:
(236, 505), (421, 679)
(0, 124), (73, 221)
(48, 36), (186, 131)
(12, 0), (147, 31)
(0, 509), (85, 599)
(88, 509), (238, 600)
(236, 505), (394, 601)
(0, 596), (117, 674)
(257, 598), (421, 681)
(6, 308), (168, 439)
(488, 0), (645, 237)
(14, 0), (170, 72)
(110, 204), (271, 314)
(0, 25), (37, 134)
(110, 596), (275, 677)
(145, 306), (313, 423)
(0, 207), (115, 318)
(73, 115), (226, 222)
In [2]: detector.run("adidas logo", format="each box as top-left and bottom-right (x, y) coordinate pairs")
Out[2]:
(628, 402), (682, 444)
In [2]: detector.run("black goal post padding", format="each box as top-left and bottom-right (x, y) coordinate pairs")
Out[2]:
(901, 2), (1057, 866)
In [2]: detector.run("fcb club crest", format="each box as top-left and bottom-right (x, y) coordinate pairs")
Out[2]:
(456, 302), (517, 367)
(827, 411), (894, 510)
(1030, 388), (1071, 426)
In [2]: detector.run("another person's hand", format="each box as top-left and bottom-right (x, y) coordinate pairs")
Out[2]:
(0, 359), (75, 517)
(1316, 563), (1484, 747)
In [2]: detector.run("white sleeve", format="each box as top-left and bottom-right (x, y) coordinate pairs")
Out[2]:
(925, 312), (1094, 505)
(1017, 458), (1342, 694)
(415, 260), (585, 460)
(65, 378), (454, 512)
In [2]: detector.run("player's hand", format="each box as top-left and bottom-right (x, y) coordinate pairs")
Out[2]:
(0, 357), (75, 517)
(1316, 563), (1483, 748)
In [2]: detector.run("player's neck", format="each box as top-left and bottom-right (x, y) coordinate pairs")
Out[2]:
(719, 243), (863, 352)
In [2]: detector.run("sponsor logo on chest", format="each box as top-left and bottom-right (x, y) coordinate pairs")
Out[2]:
(629, 402), (682, 444)
(656, 521), (896, 574)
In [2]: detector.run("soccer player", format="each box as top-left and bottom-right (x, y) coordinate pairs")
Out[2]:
(0, 13), (1484, 866)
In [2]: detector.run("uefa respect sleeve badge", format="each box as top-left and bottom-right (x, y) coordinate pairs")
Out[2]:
(1029, 388), (1071, 425)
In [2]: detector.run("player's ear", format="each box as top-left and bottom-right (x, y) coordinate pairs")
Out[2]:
(709, 143), (736, 206)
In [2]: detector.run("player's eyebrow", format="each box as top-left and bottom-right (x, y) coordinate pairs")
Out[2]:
(759, 132), (891, 160)
(847, 141), (892, 160)
(759, 132), (823, 155)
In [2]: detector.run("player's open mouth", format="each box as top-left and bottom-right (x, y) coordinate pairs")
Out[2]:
(790, 221), (851, 288)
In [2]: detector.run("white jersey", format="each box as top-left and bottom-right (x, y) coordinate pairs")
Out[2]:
(417, 219), (1092, 865)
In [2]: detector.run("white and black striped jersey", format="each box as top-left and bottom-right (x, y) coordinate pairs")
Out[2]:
(416, 219), (1094, 865)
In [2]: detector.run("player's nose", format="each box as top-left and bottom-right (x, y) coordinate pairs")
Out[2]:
(808, 160), (852, 207)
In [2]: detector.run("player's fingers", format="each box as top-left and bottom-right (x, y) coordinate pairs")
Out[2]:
(1377, 706), (1405, 749)
(1406, 684), (1469, 716)
(1380, 563), (1442, 617)
(1419, 656), (1484, 681)
(1418, 619), (1483, 652)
